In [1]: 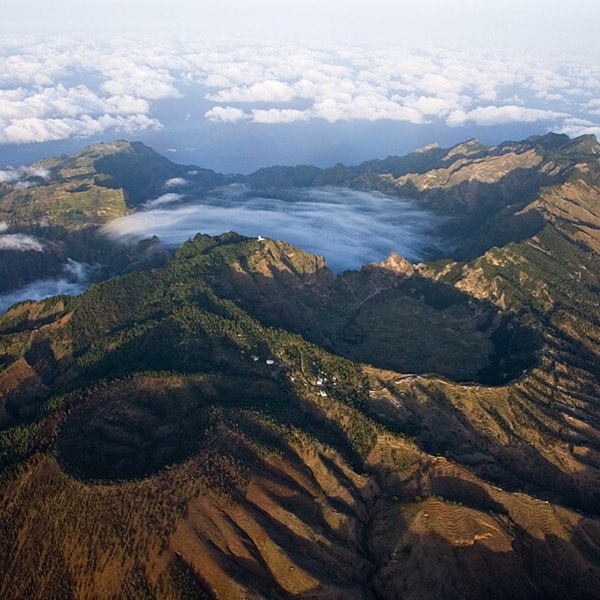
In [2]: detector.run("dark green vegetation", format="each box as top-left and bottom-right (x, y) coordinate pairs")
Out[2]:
(0, 133), (599, 599)
(57, 376), (293, 481)
(181, 235), (539, 383)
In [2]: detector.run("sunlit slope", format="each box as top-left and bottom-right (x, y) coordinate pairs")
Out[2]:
(0, 131), (595, 296)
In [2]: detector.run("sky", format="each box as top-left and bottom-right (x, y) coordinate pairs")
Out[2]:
(2, 1), (599, 51)
(0, 1), (599, 171)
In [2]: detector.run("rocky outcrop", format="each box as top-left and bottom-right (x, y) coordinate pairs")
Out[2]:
(362, 251), (415, 277)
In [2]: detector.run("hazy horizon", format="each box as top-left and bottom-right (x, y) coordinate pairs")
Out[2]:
(2, 1), (599, 53)
(0, 1), (599, 171)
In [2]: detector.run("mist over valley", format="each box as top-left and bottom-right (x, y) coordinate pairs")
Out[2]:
(0, 259), (92, 313)
(104, 185), (447, 273)
(2, 3), (600, 598)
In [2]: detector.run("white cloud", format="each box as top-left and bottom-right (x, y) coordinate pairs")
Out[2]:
(406, 96), (451, 116)
(313, 95), (425, 124)
(555, 118), (600, 140)
(445, 110), (469, 127)
(583, 99), (600, 116)
(0, 168), (20, 184)
(398, 93), (467, 118)
(416, 73), (465, 95)
(529, 70), (570, 93)
(0, 114), (161, 144)
(164, 177), (189, 188)
(535, 91), (564, 102)
(23, 167), (50, 179)
(0, 165), (50, 184)
(0, 85), (151, 121)
(0, 53), (68, 87)
(207, 80), (295, 103)
(14, 181), (35, 190)
(0, 35), (600, 147)
(104, 95), (151, 114)
(447, 105), (568, 127)
(204, 106), (249, 123)
(145, 192), (185, 207)
(0, 39), (171, 145)
(102, 185), (447, 272)
(0, 259), (93, 314)
(0, 234), (43, 251)
(100, 64), (180, 100)
(251, 108), (309, 124)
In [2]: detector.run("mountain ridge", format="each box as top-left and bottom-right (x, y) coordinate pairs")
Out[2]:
(0, 130), (596, 300)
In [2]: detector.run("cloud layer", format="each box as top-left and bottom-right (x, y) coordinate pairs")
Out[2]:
(103, 185), (446, 272)
(0, 35), (599, 148)
(0, 233), (43, 251)
(0, 259), (92, 314)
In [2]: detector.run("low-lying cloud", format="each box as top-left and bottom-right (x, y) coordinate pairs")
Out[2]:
(103, 186), (446, 272)
(0, 233), (44, 251)
(0, 168), (20, 184)
(0, 259), (93, 314)
(144, 192), (185, 207)
(164, 177), (189, 188)
(0, 165), (50, 185)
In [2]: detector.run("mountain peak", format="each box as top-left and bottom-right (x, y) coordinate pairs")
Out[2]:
(444, 138), (486, 160)
(522, 132), (572, 151)
(562, 133), (600, 155)
(362, 251), (415, 277)
(74, 139), (137, 158)
(414, 142), (440, 153)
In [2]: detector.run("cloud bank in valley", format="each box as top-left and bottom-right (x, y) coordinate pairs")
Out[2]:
(0, 222), (45, 251)
(0, 35), (599, 155)
(0, 165), (49, 184)
(103, 186), (446, 272)
(0, 233), (44, 251)
(0, 259), (92, 314)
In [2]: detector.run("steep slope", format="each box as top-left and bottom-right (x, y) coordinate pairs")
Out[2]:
(354, 133), (600, 259)
(0, 223), (598, 598)
(0, 132), (592, 298)
(409, 140), (600, 515)
(244, 133), (595, 260)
